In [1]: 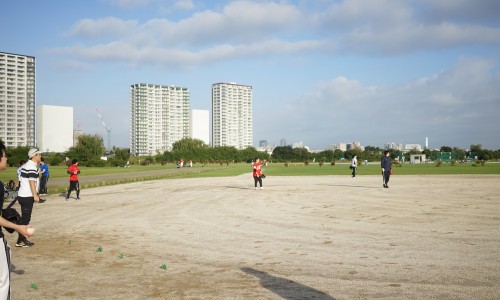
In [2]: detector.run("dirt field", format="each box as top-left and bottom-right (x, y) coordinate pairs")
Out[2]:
(5, 174), (500, 299)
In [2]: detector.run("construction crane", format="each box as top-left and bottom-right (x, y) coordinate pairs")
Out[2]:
(96, 108), (111, 151)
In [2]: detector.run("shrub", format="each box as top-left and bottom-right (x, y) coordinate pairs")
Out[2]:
(331, 161), (336, 166)
(319, 161), (324, 167)
(49, 155), (64, 166)
(451, 160), (456, 166)
(304, 161), (309, 166)
(436, 161), (443, 167)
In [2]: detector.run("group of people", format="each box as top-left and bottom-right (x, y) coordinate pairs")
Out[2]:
(350, 150), (392, 188)
(1, 146), (82, 298)
(255, 150), (392, 190)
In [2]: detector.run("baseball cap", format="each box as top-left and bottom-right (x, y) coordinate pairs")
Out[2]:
(28, 148), (43, 158)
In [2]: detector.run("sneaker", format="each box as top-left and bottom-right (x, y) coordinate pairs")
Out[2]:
(15, 240), (34, 248)
(76, 197), (80, 200)
(65, 197), (69, 201)
(260, 187), (264, 190)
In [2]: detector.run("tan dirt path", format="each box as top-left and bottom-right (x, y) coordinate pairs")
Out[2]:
(5, 174), (500, 299)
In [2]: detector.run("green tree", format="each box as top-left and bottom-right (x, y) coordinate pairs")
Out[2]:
(67, 134), (105, 162)
(333, 149), (344, 161)
(362, 146), (382, 162)
(440, 146), (452, 152)
(271, 146), (294, 162)
(172, 138), (208, 151)
(5, 145), (30, 167)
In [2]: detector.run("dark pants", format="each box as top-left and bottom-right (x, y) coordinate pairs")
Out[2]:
(253, 176), (262, 188)
(17, 196), (34, 243)
(66, 181), (80, 199)
(39, 175), (49, 194)
(383, 170), (391, 186)
(351, 167), (356, 177)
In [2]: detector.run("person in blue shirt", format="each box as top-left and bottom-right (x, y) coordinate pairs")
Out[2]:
(39, 158), (50, 195)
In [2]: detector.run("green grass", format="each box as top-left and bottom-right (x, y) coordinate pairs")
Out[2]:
(154, 161), (500, 178)
(1, 162), (498, 195)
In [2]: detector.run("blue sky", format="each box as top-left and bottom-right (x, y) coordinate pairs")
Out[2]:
(2, 0), (500, 150)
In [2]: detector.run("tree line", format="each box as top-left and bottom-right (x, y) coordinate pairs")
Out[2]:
(4, 135), (499, 167)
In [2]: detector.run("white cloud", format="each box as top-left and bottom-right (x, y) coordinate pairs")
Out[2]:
(66, 17), (139, 39)
(256, 57), (500, 148)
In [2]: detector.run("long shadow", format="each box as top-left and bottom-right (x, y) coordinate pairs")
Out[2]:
(222, 186), (257, 190)
(241, 267), (335, 300)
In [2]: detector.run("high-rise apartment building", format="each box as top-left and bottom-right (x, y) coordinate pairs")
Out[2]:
(130, 83), (190, 156)
(0, 52), (36, 147)
(211, 82), (252, 149)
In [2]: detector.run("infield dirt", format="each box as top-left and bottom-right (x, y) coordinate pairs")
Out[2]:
(6, 174), (500, 299)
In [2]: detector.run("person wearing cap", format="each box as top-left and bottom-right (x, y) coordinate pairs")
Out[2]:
(66, 159), (81, 200)
(0, 140), (32, 298)
(15, 148), (43, 248)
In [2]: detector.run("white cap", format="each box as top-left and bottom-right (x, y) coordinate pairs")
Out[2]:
(28, 148), (42, 158)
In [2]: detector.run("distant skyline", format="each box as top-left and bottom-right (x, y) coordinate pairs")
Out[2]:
(2, 0), (499, 150)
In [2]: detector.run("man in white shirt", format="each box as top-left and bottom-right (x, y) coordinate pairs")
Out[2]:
(16, 148), (43, 248)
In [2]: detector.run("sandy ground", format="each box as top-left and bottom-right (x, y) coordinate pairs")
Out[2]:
(4, 174), (500, 299)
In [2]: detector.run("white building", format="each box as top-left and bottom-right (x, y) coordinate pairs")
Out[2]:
(190, 109), (209, 145)
(130, 83), (190, 156)
(327, 143), (347, 151)
(385, 142), (404, 151)
(37, 105), (73, 152)
(0, 52), (36, 147)
(405, 144), (422, 151)
(211, 82), (253, 149)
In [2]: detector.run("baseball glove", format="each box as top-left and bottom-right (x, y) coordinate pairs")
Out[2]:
(1, 208), (21, 233)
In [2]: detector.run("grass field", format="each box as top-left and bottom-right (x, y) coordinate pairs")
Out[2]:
(1, 161), (498, 195)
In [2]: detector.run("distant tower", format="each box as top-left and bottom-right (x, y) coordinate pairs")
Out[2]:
(425, 137), (429, 149)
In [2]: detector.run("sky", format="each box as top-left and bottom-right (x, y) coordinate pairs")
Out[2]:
(2, 0), (500, 150)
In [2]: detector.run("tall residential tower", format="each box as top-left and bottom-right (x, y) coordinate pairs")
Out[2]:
(130, 83), (190, 156)
(211, 82), (253, 149)
(0, 52), (36, 147)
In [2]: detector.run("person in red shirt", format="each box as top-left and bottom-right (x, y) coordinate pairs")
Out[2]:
(252, 158), (263, 190)
(66, 159), (81, 200)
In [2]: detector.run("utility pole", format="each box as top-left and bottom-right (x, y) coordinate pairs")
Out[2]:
(96, 108), (111, 152)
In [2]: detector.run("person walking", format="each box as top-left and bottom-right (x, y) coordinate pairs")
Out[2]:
(351, 155), (358, 178)
(252, 158), (263, 190)
(38, 158), (49, 195)
(0, 141), (32, 298)
(66, 159), (80, 200)
(381, 150), (392, 188)
(16, 148), (43, 248)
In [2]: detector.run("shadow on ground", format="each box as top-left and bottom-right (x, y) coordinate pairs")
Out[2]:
(241, 267), (335, 300)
